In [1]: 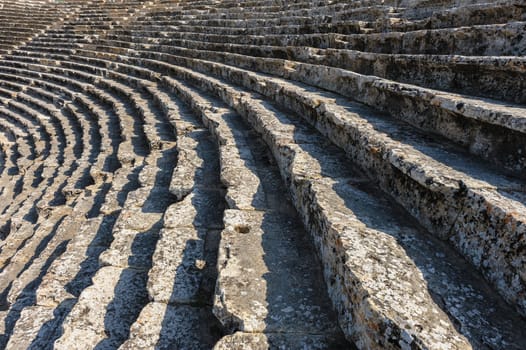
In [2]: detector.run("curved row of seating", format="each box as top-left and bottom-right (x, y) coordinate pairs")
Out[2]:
(0, 0), (83, 56)
(0, 0), (525, 349)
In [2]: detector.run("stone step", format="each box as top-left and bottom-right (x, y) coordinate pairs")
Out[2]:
(104, 20), (526, 56)
(0, 67), (142, 262)
(0, 121), (31, 212)
(158, 73), (350, 346)
(30, 46), (526, 317)
(162, 69), (526, 349)
(0, 107), (39, 182)
(74, 88), (140, 168)
(0, 59), (151, 163)
(119, 303), (219, 350)
(4, 211), (115, 348)
(76, 43), (526, 176)
(50, 83), (178, 349)
(119, 84), (225, 350)
(126, 21), (363, 35)
(214, 332), (352, 350)
(96, 34), (526, 104)
(0, 97), (168, 348)
(154, 56), (526, 316)
(0, 89), (76, 220)
(0, 192), (103, 349)
(0, 1), (525, 349)
(67, 96), (114, 174)
(384, 1), (526, 31)
(0, 98), (49, 158)
(147, 0), (389, 20)
(0, 101), (61, 231)
(128, 0), (526, 35)
(48, 208), (153, 347)
(0, 69), (113, 202)
(0, 112), (34, 166)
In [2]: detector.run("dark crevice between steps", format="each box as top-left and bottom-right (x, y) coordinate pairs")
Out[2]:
(94, 151), (179, 349)
(10, 176), (24, 201)
(0, 240), (69, 349)
(29, 214), (119, 350)
(87, 182), (112, 219)
(23, 171), (136, 348)
(103, 89), (150, 158)
(30, 163), (44, 189)
(155, 89), (226, 348)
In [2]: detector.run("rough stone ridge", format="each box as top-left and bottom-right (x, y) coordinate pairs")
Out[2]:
(0, 0), (525, 349)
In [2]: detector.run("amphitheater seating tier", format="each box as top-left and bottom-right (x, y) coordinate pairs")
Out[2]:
(0, 0), (525, 349)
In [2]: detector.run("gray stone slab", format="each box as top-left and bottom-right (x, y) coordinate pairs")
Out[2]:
(214, 209), (342, 336)
(214, 331), (352, 350)
(163, 189), (224, 230)
(55, 266), (148, 350)
(119, 303), (217, 350)
(147, 227), (206, 304)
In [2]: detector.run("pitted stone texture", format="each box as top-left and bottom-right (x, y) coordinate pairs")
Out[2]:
(170, 63), (526, 317)
(135, 42), (526, 173)
(54, 266), (148, 350)
(450, 187), (526, 314)
(147, 226), (206, 304)
(205, 79), (526, 348)
(196, 102), (269, 210)
(303, 177), (526, 349)
(4, 306), (55, 350)
(1, 2), (526, 350)
(218, 144), (267, 211)
(304, 179), (470, 350)
(214, 331), (352, 350)
(164, 189), (224, 229)
(214, 209), (342, 337)
(119, 303), (215, 350)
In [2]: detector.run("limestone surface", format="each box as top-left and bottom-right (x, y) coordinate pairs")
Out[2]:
(0, 0), (524, 349)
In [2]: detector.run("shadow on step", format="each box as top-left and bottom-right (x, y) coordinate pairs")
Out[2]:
(26, 215), (117, 349)
(292, 137), (526, 348)
(0, 241), (68, 349)
(260, 210), (353, 348)
(22, 173), (130, 348)
(214, 116), (350, 346)
(94, 151), (179, 349)
(156, 134), (224, 348)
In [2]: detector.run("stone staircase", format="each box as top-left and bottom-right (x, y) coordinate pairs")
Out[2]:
(0, 0), (525, 349)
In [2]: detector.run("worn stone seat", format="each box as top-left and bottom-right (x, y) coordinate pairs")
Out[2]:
(0, 116), (33, 188)
(164, 69), (526, 346)
(7, 36), (525, 345)
(67, 43), (526, 175)
(128, 52), (522, 312)
(109, 20), (526, 56)
(0, 66), (129, 258)
(85, 33), (526, 105)
(0, 94), (72, 223)
(0, 68), (174, 350)
(133, 0), (525, 34)
(1, 1), (525, 349)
